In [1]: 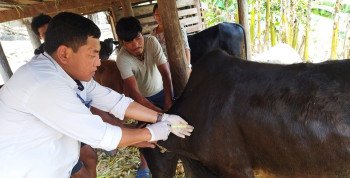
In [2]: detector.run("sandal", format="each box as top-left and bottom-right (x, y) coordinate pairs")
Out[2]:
(136, 168), (150, 178)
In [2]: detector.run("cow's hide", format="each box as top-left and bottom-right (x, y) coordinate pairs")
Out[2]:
(142, 49), (350, 177)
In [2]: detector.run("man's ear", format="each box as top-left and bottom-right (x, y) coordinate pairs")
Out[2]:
(119, 40), (124, 46)
(56, 45), (71, 64)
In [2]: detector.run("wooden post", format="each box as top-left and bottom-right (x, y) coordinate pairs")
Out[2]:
(121, 0), (134, 17)
(158, 0), (188, 98)
(0, 41), (13, 82)
(21, 18), (41, 50)
(237, 0), (252, 60)
(108, 7), (119, 41)
(195, 0), (203, 31)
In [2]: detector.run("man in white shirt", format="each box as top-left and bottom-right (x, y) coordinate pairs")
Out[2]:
(0, 12), (193, 178)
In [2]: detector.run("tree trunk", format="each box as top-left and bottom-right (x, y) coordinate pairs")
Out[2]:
(257, 0), (262, 53)
(343, 14), (350, 59)
(238, 0), (252, 59)
(0, 41), (12, 82)
(289, 0), (295, 46)
(270, 11), (276, 47)
(303, 0), (312, 61)
(250, 0), (256, 51)
(21, 18), (41, 50)
(158, 0), (188, 98)
(292, 19), (299, 50)
(330, 0), (341, 60)
(265, 0), (270, 50)
(281, 0), (288, 44)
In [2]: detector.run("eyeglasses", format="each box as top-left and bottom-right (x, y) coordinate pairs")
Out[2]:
(76, 93), (92, 108)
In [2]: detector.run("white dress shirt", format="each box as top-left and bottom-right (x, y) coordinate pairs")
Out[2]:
(0, 53), (133, 177)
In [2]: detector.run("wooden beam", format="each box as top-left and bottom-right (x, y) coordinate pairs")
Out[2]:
(121, 0), (134, 17)
(0, 0), (148, 23)
(158, 0), (188, 98)
(3, 0), (43, 5)
(0, 41), (13, 83)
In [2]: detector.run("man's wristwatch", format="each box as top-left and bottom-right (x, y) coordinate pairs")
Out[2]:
(157, 113), (164, 122)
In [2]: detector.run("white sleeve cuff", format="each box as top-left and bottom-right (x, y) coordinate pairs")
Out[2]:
(110, 95), (134, 120)
(96, 124), (122, 151)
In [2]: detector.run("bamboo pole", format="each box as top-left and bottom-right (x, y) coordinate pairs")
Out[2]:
(0, 41), (13, 82)
(330, 0), (341, 60)
(303, 0), (312, 62)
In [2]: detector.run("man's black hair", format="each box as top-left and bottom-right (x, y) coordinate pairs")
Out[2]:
(116, 16), (142, 42)
(153, 3), (158, 14)
(44, 12), (101, 55)
(31, 13), (51, 37)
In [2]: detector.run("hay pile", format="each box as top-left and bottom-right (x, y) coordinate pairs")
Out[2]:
(96, 147), (185, 177)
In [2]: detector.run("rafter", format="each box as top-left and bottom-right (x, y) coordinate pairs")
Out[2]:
(0, 0), (148, 23)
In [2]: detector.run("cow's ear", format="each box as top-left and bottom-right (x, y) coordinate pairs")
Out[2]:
(56, 45), (70, 64)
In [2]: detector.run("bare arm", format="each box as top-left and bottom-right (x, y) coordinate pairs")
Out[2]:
(124, 76), (163, 112)
(185, 49), (192, 76)
(157, 62), (173, 112)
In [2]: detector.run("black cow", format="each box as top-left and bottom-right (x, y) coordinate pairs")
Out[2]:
(188, 22), (247, 64)
(142, 49), (350, 177)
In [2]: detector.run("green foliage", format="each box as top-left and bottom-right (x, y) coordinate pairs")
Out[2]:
(201, 0), (237, 27)
(311, 5), (334, 18)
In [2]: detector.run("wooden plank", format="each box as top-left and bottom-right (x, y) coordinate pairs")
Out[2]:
(176, 0), (196, 8)
(49, 3), (113, 17)
(178, 8), (197, 17)
(138, 16), (155, 24)
(195, 0), (203, 31)
(133, 4), (153, 17)
(142, 24), (157, 34)
(184, 24), (200, 34)
(6, 0), (42, 5)
(179, 16), (198, 26)
(0, 0), (147, 23)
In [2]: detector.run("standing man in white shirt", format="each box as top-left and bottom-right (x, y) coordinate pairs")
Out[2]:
(0, 12), (193, 178)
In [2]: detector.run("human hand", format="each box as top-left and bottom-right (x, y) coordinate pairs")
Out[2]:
(145, 121), (171, 141)
(162, 114), (194, 138)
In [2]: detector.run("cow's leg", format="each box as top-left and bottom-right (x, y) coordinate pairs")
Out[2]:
(179, 156), (218, 178)
(140, 148), (178, 178)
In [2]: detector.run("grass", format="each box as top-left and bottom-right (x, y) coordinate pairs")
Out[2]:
(96, 147), (185, 178)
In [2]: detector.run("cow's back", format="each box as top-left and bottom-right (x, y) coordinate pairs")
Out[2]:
(160, 50), (350, 177)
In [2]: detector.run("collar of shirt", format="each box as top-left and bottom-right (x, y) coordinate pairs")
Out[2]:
(42, 52), (81, 92)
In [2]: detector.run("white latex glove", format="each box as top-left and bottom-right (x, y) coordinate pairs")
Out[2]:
(145, 121), (171, 141)
(162, 114), (194, 138)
